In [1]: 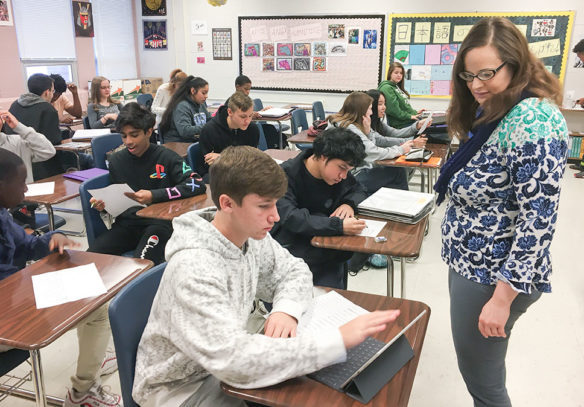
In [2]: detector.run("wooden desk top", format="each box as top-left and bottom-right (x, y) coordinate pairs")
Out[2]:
(254, 112), (293, 121)
(376, 143), (450, 169)
(24, 174), (82, 205)
(136, 186), (214, 220)
(0, 250), (152, 350)
(222, 288), (431, 407)
(311, 215), (428, 258)
(162, 141), (191, 158)
(55, 141), (92, 152)
(287, 130), (316, 144)
(282, 103), (312, 111)
(265, 149), (299, 162)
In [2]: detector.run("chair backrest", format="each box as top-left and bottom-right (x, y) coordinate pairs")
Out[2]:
(253, 98), (264, 111)
(109, 262), (166, 407)
(312, 101), (325, 121)
(0, 349), (30, 376)
(187, 142), (200, 172)
(91, 133), (123, 170)
(257, 123), (268, 151)
(83, 116), (90, 129)
(79, 173), (111, 248)
(136, 94), (153, 110)
(290, 109), (309, 135)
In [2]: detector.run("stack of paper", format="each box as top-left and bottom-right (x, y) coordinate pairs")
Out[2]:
(63, 168), (109, 182)
(258, 107), (294, 118)
(72, 129), (112, 140)
(88, 183), (145, 217)
(358, 187), (434, 224)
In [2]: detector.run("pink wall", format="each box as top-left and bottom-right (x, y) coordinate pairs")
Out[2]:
(0, 24), (25, 104)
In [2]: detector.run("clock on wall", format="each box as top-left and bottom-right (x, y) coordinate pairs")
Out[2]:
(141, 0), (166, 17)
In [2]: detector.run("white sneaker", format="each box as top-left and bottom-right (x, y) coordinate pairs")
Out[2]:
(63, 384), (122, 406)
(99, 348), (118, 376)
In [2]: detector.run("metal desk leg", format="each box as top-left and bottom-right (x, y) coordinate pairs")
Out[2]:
(419, 169), (426, 193)
(43, 204), (85, 237)
(277, 121), (283, 149)
(386, 256), (394, 297)
(29, 349), (47, 407)
(401, 258), (406, 298)
(45, 205), (55, 231)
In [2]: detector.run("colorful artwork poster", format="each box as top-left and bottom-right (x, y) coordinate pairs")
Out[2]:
(141, 0), (166, 16)
(276, 43), (293, 57)
(73, 1), (94, 37)
(363, 30), (377, 49)
(425, 44), (441, 65)
(313, 57), (327, 71)
(0, 0), (13, 26)
(197, 41), (204, 52)
(328, 24), (345, 39)
(276, 58), (292, 71)
(262, 58), (275, 71)
(244, 43), (260, 57)
(197, 56), (205, 64)
(440, 44), (458, 65)
(294, 58), (311, 71)
(143, 20), (167, 49)
(329, 42), (347, 56)
(262, 43), (274, 57)
(531, 18), (556, 37)
(212, 28), (232, 60)
(409, 80), (430, 95)
(409, 44), (425, 65)
(431, 80), (450, 96)
(312, 42), (327, 56)
(348, 27), (360, 44)
(294, 43), (311, 56)
(394, 45), (410, 64)
(431, 65), (453, 81)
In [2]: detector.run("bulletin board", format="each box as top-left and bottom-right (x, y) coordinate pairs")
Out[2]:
(385, 12), (575, 99)
(239, 15), (385, 93)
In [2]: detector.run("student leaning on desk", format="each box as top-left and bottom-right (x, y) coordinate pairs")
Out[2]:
(132, 146), (400, 407)
(0, 148), (123, 407)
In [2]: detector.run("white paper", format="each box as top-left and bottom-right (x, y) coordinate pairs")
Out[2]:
(358, 219), (387, 237)
(72, 129), (112, 140)
(25, 182), (55, 197)
(272, 158), (283, 164)
(297, 291), (369, 336)
(88, 183), (145, 218)
(191, 20), (208, 35)
(417, 112), (432, 135)
(32, 263), (107, 309)
(259, 107), (293, 117)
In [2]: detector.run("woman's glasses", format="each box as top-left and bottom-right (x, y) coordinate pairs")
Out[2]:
(458, 62), (507, 82)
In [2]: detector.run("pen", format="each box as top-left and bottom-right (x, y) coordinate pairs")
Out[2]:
(90, 202), (95, 208)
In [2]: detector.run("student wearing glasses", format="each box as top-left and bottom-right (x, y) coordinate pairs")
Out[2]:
(87, 76), (120, 129)
(435, 17), (568, 406)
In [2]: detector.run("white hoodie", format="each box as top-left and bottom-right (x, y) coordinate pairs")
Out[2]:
(133, 208), (346, 406)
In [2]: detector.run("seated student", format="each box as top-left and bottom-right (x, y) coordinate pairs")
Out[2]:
(0, 111), (55, 183)
(7, 73), (64, 180)
(272, 127), (367, 289)
(198, 91), (259, 180)
(151, 68), (188, 125)
(0, 148), (122, 407)
(159, 76), (210, 143)
(50, 74), (82, 123)
(327, 91), (410, 195)
(88, 103), (206, 265)
(87, 76), (120, 129)
(132, 145), (400, 407)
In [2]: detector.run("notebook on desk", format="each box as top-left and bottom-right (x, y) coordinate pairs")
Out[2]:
(72, 129), (112, 140)
(357, 188), (434, 224)
(258, 107), (294, 118)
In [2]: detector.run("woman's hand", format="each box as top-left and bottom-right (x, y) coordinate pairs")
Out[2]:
(478, 281), (518, 338)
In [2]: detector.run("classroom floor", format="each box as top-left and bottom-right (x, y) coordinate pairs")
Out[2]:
(4, 169), (584, 406)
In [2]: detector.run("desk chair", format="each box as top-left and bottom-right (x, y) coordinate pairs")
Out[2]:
(79, 174), (111, 249)
(291, 109), (312, 151)
(91, 133), (123, 170)
(257, 123), (268, 151)
(109, 262), (166, 407)
(312, 101), (326, 121)
(187, 142), (201, 173)
(82, 116), (90, 129)
(136, 94), (153, 111)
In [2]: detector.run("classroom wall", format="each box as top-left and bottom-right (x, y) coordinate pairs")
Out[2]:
(145, 0), (584, 116)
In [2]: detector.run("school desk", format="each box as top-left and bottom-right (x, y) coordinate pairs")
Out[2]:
(0, 250), (153, 407)
(55, 141), (93, 169)
(221, 287), (431, 407)
(265, 149), (299, 162)
(253, 112), (293, 149)
(287, 129), (315, 145)
(162, 141), (191, 158)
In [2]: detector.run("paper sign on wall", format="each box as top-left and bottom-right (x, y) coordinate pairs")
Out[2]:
(414, 22), (432, 43)
(191, 20), (207, 35)
(395, 22), (412, 43)
(433, 22), (451, 43)
(528, 38), (561, 58)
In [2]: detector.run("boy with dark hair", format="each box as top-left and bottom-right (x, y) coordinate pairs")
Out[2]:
(198, 91), (259, 179)
(272, 127), (367, 289)
(133, 145), (399, 407)
(234, 74), (252, 95)
(50, 74), (82, 123)
(0, 148), (121, 407)
(89, 102), (206, 265)
(7, 73), (64, 180)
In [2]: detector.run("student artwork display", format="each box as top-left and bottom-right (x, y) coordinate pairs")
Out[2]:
(348, 28), (359, 44)
(262, 58), (275, 71)
(329, 43), (347, 56)
(0, 0), (14, 26)
(294, 58), (310, 71)
(313, 57), (327, 71)
(328, 24), (345, 39)
(294, 43), (311, 56)
(141, 0), (166, 16)
(312, 42), (327, 56)
(212, 28), (232, 60)
(276, 58), (292, 71)
(276, 43), (293, 56)
(244, 43), (260, 56)
(363, 29), (377, 49)
(387, 12), (574, 98)
(73, 1), (94, 37)
(262, 43), (274, 56)
(197, 57), (205, 64)
(143, 20), (167, 49)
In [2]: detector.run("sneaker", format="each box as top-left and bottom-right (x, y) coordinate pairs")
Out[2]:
(64, 384), (122, 407)
(99, 349), (118, 377)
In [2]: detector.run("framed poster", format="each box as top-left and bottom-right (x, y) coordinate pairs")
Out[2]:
(0, 0), (14, 26)
(144, 20), (167, 49)
(212, 28), (232, 60)
(72, 1), (94, 37)
(142, 0), (166, 16)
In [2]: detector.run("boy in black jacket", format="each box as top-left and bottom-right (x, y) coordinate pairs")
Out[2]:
(89, 103), (206, 265)
(198, 91), (259, 180)
(272, 127), (367, 289)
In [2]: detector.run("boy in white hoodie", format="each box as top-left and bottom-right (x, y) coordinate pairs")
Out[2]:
(133, 146), (400, 406)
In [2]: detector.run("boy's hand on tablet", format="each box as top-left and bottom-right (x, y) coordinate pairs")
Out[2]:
(264, 312), (298, 338)
(49, 233), (79, 254)
(401, 140), (414, 155)
(125, 190), (153, 205)
(89, 198), (105, 211)
(330, 204), (354, 219)
(340, 310), (400, 349)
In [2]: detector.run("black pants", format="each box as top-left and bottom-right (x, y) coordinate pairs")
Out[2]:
(89, 220), (172, 265)
(308, 261), (348, 289)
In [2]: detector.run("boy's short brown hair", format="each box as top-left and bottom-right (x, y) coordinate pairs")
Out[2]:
(227, 91), (253, 112)
(210, 146), (287, 207)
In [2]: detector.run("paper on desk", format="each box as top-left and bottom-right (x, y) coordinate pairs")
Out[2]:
(72, 129), (112, 140)
(417, 112), (432, 135)
(88, 183), (145, 218)
(297, 291), (369, 336)
(31, 263), (107, 309)
(25, 182), (55, 197)
(359, 219), (387, 237)
(259, 107), (293, 117)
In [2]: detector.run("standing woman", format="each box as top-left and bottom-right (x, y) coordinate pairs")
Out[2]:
(151, 68), (188, 125)
(87, 76), (120, 129)
(435, 17), (568, 406)
(159, 76), (210, 143)
(378, 61), (425, 129)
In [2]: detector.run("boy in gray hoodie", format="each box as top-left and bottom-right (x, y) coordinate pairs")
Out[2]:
(133, 146), (399, 406)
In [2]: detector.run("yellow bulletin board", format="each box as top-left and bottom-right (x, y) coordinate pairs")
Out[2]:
(386, 12), (575, 98)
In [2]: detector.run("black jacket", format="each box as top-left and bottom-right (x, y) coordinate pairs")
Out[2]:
(198, 104), (259, 175)
(271, 149), (367, 265)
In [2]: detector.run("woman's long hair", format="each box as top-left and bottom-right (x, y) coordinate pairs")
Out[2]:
(327, 92), (373, 134)
(89, 76), (118, 110)
(448, 17), (562, 141)
(159, 76), (208, 134)
(386, 62), (409, 97)
(366, 89), (385, 134)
